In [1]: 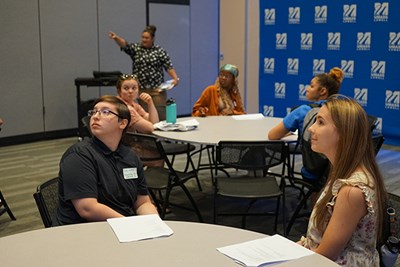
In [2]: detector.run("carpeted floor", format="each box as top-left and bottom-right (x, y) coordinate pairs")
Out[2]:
(0, 137), (399, 266)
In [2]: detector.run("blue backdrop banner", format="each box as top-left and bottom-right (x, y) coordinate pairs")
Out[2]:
(259, 1), (400, 145)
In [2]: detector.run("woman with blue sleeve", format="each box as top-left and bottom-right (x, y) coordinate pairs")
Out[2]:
(268, 67), (344, 140)
(268, 67), (344, 183)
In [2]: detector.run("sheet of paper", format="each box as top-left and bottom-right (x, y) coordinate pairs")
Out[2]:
(217, 234), (314, 267)
(107, 214), (173, 243)
(158, 79), (175, 90)
(232, 113), (265, 120)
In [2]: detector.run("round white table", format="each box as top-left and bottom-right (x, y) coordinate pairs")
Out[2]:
(0, 220), (338, 266)
(153, 115), (295, 145)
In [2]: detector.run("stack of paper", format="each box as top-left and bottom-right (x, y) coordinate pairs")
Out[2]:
(154, 119), (199, 132)
(107, 214), (174, 243)
(217, 234), (314, 266)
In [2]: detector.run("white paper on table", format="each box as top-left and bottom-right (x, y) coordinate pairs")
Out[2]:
(231, 113), (264, 120)
(107, 214), (174, 243)
(217, 234), (314, 267)
(178, 119), (200, 127)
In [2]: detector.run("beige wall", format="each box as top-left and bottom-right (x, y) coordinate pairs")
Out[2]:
(220, 0), (259, 113)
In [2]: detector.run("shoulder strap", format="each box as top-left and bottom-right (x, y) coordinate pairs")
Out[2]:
(301, 103), (321, 140)
(308, 103), (322, 108)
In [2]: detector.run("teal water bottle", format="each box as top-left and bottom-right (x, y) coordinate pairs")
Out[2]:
(166, 98), (177, 123)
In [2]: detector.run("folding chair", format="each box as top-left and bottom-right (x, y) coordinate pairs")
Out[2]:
(214, 140), (287, 234)
(123, 133), (203, 222)
(0, 190), (16, 220)
(372, 134), (385, 155)
(162, 141), (198, 176)
(33, 177), (59, 228)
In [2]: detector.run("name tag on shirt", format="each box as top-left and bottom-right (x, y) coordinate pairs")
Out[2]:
(123, 168), (138, 179)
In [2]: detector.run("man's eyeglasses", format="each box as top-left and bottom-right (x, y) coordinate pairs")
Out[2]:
(88, 109), (121, 118)
(120, 74), (138, 80)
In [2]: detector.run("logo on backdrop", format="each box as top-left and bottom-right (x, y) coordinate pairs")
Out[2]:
(315, 5), (327, 24)
(300, 33), (313, 50)
(374, 2), (389, 22)
(286, 107), (292, 115)
(327, 32), (341, 50)
(264, 58), (275, 74)
(275, 82), (286, 99)
(371, 60), (386, 80)
(389, 32), (400, 52)
(313, 59), (326, 75)
(341, 60), (354, 78)
(276, 33), (287, 49)
(357, 32), (371, 51)
(299, 84), (308, 101)
(287, 58), (299, 75)
(354, 88), (368, 106)
(374, 117), (383, 134)
(343, 4), (357, 23)
(263, 105), (274, 117)
(385, 90), (400, 110)
(264, 8), (276, 25)
(288, 7), (300, 24)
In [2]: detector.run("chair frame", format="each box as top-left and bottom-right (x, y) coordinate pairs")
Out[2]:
(372, 134), (385, 156)
(124, 133), (203, 222)
(0, 190), (16, 220)
(33, 177), (59, 228)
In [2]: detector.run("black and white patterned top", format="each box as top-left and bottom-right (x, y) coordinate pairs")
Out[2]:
(122, 43), (174, 89)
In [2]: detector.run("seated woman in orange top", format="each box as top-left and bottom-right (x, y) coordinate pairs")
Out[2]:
(192, 64), (245, 116)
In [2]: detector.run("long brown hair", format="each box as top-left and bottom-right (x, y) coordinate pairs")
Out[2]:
(313, 97), (387, 242)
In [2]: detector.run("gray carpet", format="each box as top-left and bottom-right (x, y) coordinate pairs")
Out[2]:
(1, 137), (399, 248)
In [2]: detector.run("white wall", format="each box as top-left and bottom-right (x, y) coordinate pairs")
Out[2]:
(220, 0), (259, 114)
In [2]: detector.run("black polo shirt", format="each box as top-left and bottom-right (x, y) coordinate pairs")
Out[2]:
(56, 137), (148, 225)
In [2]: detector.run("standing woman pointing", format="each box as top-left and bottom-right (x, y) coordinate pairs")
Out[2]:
(109, 25), (179, 120)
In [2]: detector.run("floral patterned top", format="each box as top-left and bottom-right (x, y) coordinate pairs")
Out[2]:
(303, 172), (380, 266)
(122, 43), (173, 89)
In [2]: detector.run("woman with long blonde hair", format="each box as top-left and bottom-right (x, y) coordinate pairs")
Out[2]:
(299, 96), (387, 266)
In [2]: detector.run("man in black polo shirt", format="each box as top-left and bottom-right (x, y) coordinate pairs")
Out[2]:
(56, 95), (158, 225)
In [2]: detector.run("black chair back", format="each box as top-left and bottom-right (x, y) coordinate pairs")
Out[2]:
(372, 134), (385, 156)
(217, 141), (287, 172)
(123, 133), (164, 162)
(81, 116), (93, 137)
(33, 177), (59, 228)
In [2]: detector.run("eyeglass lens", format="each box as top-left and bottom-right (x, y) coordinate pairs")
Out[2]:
(88, 109), (120, 118)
